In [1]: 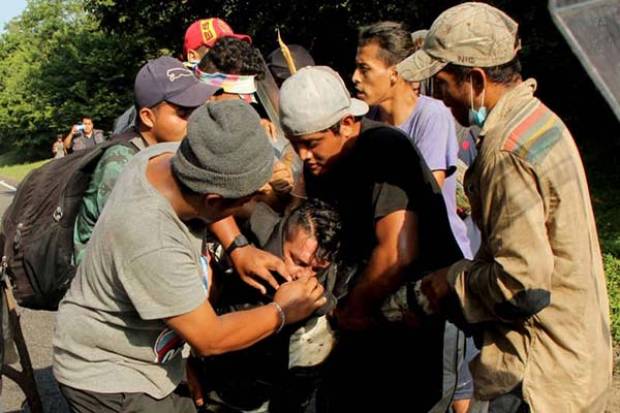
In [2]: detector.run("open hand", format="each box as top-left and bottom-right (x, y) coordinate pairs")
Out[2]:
(230, 245), (292, 294)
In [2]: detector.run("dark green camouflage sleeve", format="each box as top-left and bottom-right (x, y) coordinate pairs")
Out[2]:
(73, 144), (137, 265)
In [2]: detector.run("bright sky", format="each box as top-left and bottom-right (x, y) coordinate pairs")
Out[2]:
(0, 0), (27, 31)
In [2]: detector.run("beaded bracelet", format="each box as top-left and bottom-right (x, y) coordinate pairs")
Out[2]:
(272, 302), (286, 334)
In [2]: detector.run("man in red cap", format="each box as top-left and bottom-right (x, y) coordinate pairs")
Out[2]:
(184, 18), (251, 68)
(112, 18), (250, 134)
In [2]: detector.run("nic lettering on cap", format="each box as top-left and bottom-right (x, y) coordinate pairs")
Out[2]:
(458, 56), (475, 64)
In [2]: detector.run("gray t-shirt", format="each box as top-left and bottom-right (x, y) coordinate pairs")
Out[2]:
(53, 142), (207, 398)
(71, 129), (106, 152)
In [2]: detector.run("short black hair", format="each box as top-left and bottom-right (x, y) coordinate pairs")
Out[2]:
(284, 199), (342, 263)
(322, 121), (341, 135)
(358, 21), (414, 66)
(198, 37), (265, 80)
(442, 56), (522, 86)
(320, 117), (363, 136)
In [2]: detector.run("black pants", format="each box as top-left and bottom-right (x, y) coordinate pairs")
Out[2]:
(60, 384), (196, 413)
(489, 384), (530, 413)
(321, 321), (446, 412)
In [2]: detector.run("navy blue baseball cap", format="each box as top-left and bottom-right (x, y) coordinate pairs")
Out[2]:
(134, 56), (218, 108)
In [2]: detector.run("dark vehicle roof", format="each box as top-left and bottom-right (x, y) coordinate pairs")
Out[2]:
(549, 0), (620, 122)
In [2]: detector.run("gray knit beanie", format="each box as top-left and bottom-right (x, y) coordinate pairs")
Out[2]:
(171, 100), (274, 198)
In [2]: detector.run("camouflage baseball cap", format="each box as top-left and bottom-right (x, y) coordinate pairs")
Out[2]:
(397, 2), (520, 81)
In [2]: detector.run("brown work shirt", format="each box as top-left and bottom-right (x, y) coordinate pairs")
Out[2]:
(447, 79), (612, 412)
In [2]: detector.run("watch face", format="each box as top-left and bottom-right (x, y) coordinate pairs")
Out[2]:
(233, 235), (249, 248)
(226, 234), (250, 255)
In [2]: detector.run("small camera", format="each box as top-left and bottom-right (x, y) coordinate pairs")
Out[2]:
(74, 124), (85, 132)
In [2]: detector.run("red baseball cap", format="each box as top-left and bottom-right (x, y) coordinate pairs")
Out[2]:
(183, 18), (252, 57)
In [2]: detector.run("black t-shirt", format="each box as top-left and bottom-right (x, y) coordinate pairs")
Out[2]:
(305, 118), (462, 277)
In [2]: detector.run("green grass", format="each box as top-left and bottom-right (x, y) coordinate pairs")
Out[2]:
(0, 149), (48, 182)
(0, 150), (30, 167)
(0, 159), (48, 182)
(604, 253), (620, 343)
(594, 192), (620, 343)
(588, 149), (620, 343)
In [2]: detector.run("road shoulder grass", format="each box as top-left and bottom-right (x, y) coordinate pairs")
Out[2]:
(0, 159), (49, 183)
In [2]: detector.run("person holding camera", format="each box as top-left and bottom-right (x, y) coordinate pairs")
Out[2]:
(63, 116), (105, 152)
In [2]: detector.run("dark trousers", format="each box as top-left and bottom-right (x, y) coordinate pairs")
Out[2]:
(321, 321), (446, 412)
(60, 384), (196, 413)
(489, 384), (530, 413)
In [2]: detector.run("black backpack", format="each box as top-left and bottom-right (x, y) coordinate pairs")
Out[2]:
(0, 132), (144, 310)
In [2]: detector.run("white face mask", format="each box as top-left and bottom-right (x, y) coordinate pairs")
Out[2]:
(468, 77), (487, 127)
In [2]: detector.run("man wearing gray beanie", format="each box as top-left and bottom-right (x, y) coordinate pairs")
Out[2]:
(172, 99), (274, 198)
(53, 100), (326, 413)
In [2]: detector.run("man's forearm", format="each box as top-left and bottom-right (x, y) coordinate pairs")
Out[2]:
(208, 215), (241, 248)
(167, 300), (281, 357)
(344, 210), (418, 316)
(446, 254), (552, 324)
(345, 245), (407, 314)
(63, 131), (74, 150)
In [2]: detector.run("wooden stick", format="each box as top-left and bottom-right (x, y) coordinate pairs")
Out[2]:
(277, 28), (297, 75)
(1, 267), (44, 413)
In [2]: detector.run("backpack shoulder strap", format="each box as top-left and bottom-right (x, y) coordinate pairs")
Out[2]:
(107, 129), (147, 153)
(129, 136), (147, 151)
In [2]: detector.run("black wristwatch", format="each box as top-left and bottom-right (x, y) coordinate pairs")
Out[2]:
(225, 234), (250, 256)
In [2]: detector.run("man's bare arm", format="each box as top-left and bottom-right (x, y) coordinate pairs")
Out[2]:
(432, 170), (447, 188)
(336, 210), (418, 329)
(166, 276), (326, 356)
(63, 126), (77, 150)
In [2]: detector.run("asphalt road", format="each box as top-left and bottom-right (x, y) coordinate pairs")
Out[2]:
(0, 182), (69, 413)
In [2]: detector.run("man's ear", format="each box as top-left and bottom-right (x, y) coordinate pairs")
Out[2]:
(202, 193), (224, 209)
(339, 115), (356, 138)
(187, 49), (201, 63)
(139, 107), (156, 129)
(469, 68), (487, 97)
(411, 81), (421, 96)
(389, 66), (399, 85)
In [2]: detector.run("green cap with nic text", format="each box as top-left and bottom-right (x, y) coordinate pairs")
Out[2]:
(397, 2), (520, 82)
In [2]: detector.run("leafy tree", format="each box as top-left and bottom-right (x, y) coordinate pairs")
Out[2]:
(0, 0), (140, 156)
